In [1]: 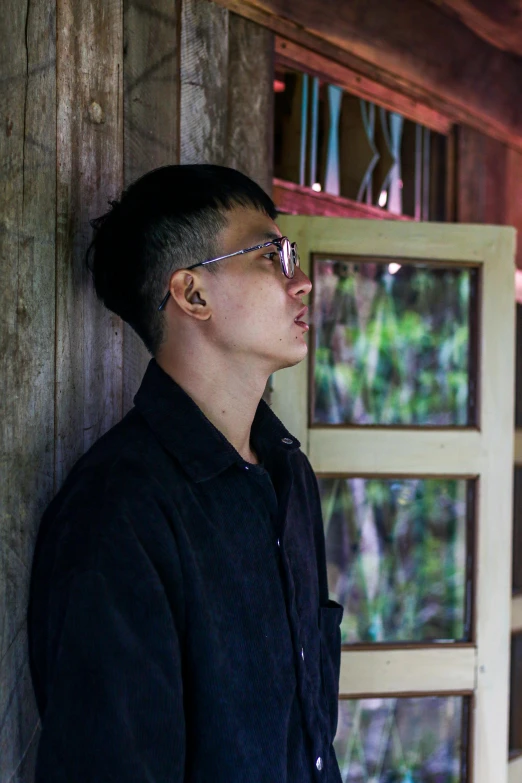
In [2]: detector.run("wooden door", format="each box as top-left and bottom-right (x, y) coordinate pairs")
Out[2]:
(273, 215), (516, 783)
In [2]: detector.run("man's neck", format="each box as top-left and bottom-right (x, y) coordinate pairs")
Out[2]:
(156, 352), (268, 464)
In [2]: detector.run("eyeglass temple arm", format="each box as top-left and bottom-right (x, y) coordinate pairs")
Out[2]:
(187, 241), (274, 270)
(158, 240), (284, 310)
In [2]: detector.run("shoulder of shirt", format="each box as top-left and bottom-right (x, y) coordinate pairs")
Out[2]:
(63, 406), (184, 493)
(38, 409), (186, 576)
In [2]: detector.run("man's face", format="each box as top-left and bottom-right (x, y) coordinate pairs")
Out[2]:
(201, 205), (312, 373)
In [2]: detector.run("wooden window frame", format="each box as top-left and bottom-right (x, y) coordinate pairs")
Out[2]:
(273, 36), (456, 222)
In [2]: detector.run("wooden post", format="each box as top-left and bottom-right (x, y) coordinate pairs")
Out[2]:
(55, 0), (124, 487)
(0, 0), (56, 778)
(456, 125), (508, 225)
(227, 12), (274, 195)
(180, 0), (229, 164)
(122, 0), (181, 411)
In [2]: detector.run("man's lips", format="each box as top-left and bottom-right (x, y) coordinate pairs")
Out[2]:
(294, 306), (309, 330)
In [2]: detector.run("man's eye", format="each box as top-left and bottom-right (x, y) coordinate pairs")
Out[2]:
(262, 252), (277, 261)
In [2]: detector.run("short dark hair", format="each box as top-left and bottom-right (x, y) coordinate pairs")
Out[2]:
(87, 164), (277, 354)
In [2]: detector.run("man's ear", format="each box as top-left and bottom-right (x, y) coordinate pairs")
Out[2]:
(168, 270), (211, 321)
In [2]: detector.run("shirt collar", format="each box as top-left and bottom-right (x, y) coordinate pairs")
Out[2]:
(134, 360), (300, 483)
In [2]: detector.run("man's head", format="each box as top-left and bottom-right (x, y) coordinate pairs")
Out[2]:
(88, 164), (311, 373)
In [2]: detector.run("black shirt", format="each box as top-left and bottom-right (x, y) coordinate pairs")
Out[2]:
(28, 359), (343, 782)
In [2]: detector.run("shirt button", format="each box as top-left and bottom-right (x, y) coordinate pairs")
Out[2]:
(244, 466), (249, 470)
(316, 757), (323, 771)
(281, 437), (293, 444)
(277, 539), (280, 547)
(301, 647), (305, 660)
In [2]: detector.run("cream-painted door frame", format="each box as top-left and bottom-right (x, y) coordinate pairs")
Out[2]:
(273, 216), (516, 783)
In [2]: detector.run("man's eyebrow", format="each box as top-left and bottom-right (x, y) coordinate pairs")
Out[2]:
(251, 231), (281, 245)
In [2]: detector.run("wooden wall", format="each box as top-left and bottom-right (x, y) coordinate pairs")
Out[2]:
(457, 124), (522, 269)
(0, 1), (273, 779)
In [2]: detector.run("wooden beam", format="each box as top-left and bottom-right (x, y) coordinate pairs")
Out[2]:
(122, 0), (181, 412)
(431, 0), (522, 57)
(211, 0), (522, 152)
(273, 178), (412, 220)
(0, 0), (56, 778)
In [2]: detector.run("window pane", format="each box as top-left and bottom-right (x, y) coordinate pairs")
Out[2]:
(319, 477), (472, 643)
(335, 696), (467, 783)
(312, 257), (478, 426)
(513, 468), (522, 594)
(510, 633), (522, 755)
(515, 304), (522, 428)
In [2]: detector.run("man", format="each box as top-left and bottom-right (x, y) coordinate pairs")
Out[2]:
(28, 165), (343, 782)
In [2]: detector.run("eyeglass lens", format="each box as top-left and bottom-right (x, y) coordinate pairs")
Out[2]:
(280, 238), (299, 278)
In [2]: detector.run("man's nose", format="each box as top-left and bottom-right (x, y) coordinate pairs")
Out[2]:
(290, 267), (312, 296)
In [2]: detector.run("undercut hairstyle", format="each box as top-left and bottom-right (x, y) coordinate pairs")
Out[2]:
(87, 164), (278, 355)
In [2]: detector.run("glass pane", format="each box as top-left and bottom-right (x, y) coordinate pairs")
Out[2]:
(319, 477), (471, 643)
(312, 257), (477, 426)
(513, 468), (522, 594)
(335, 696), (467, 783)
(515, 304), (522, 428)
(509, 633), (522, 755)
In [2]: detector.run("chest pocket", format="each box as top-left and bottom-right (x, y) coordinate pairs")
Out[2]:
(319, 600), (344, 739)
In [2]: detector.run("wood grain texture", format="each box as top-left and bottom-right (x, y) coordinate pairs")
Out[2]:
(55, 0), (124, 488)
(227, 12), (273, 195)
(456, 125), (508, 225)
(431, 0), (522, 57)
(122, 0), (181, 411)
(180, 0), (229, 164)
(0, 0), (56, 779)
(273, 178), (411, 220)
(506, 147), (522, 270)
(212, 0), (522, 151)
(457, 126), (522, 279)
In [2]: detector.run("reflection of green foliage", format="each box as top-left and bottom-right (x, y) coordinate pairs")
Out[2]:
(321, 477), (466, 645)
(314, 265), (472, 425)
(334, 697), (463, 782)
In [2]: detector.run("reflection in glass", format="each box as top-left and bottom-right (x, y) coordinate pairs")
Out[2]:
(334, 696), (465, 783)
(312, 258), (476, 426)
(509, 633), (522, 754)
(318, 477), (470, 643)
(513, 467), (522, 593)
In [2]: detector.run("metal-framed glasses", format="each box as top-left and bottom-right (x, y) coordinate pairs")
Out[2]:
(157, 236), (300, 311)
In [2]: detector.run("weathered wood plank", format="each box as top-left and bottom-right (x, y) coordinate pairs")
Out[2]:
(55, 0), (124, 487)
(122, 0), (181, 411)
(227, 12), (273, 195)
(180, 0), (229, 164)
(506, 147), (522, 271)
(456, 125), (508, 225)
(0, 0), (56, 779)
(273, 178), (411, 220)
(211, 0), (522, 152)
(457, 125), (522, 272)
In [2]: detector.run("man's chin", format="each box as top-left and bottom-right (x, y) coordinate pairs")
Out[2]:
(272, 343), (308, 373)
